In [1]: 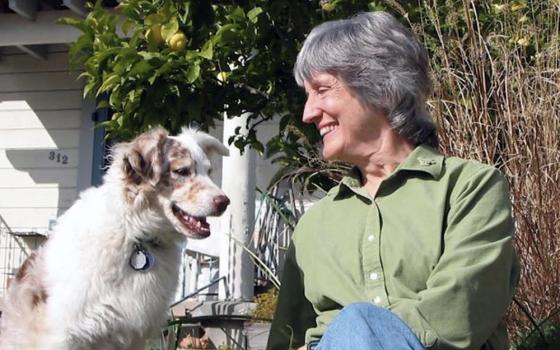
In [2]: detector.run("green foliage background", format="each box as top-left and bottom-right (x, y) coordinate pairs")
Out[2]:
(61, 0), (335, 150)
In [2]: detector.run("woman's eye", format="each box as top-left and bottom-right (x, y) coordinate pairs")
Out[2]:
(317, 87), (329, 95)
(173, 167), (191, 176)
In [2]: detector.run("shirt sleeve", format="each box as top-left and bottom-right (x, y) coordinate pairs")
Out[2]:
(266, 243), (317, 350)
(388, 167), (520, 350)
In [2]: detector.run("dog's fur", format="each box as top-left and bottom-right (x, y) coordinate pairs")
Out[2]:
(0, 127), (230, 350)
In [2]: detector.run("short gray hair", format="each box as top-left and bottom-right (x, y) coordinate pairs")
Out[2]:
(294, 11), (438, 147)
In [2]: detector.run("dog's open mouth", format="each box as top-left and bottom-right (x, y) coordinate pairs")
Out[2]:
(172, 204), (210, 238)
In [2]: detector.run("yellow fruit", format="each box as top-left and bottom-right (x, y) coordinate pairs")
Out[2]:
(216, 71), (228, 82)
(145, 24), (163, 46)
(321, 2), (336, 12)
(150, 24), (163, 43)
(167, 32), (187, 51)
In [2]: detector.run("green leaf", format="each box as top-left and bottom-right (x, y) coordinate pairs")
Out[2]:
(121, 18), (135, 35)
(253, 140), (265, 155)
(149, 62), (173, 84)
(198, 40), (213, 60)
(57, 17), (90, 33)
(77, 71), (91, 80)
(129, 60), (153, 77)
(83, 81), (97, 99)
(247, 7), (263, 24)
(213, 24), (239, 44)
(114, 113), (124, 128)
(144, 13), (164, 26)
(94, 47), (121, 71)
(97, 74), (121, 95)
(119, 3), (142, 22)
(96, 100), (110, 109)
(138, 51), (159, 60)
(161, 17), (179, 42)
(228, 7), (245, 22)
(178, 2), (191, 23)
(186, 63), (201, 83)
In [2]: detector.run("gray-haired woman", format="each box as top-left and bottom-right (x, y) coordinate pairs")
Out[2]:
(266, 11), (519, 350)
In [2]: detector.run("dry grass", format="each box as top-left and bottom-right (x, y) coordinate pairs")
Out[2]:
(416, 0), (560, 339)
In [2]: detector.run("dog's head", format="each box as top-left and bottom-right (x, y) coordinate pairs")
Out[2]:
(116, 127), (230, 239)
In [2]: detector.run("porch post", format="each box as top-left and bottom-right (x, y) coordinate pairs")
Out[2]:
(218, 113), (255, 301)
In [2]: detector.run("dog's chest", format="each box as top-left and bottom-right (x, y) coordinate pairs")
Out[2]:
(46, 242), (182, 334)
(122, 243), (182, 296)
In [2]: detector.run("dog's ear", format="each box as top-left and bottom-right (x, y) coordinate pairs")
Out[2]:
(122, 127), (169, 187)
(189, 130), (229, 157)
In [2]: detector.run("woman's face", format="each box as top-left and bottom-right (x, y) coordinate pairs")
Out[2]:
(302, 72), (390, 164)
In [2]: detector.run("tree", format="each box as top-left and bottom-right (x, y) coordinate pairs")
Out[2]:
(61, 0), (378, 148)
(59, 0), (404, 193)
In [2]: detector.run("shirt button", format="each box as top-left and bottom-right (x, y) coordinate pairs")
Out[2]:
(367, 235), (374, 242)
(369, 272), (379, 280)
(373, 296), (382, 305)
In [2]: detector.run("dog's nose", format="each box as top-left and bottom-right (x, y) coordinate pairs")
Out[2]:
(213, 195), (230, 213)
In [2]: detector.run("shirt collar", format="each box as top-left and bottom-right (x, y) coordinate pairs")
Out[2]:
(393, 144), (444, 179)
(332, 144), (444, 197)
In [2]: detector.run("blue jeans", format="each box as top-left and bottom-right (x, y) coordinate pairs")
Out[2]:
(316, 303), (426, 350)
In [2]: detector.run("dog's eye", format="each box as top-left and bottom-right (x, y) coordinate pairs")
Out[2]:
(173, 167), (191, 177)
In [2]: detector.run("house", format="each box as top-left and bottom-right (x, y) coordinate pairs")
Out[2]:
(0, 0), (286, 313)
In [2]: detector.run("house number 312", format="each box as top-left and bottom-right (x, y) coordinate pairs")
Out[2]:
(48, 151), (69, 165)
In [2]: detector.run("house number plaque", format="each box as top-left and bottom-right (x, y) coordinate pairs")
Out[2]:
(48, 151), (69, 165)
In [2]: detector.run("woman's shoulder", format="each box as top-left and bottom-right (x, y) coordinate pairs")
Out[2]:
(442, 154), (510, 200)
(443, 154), (505, 180)
(297, 190), (338, 221)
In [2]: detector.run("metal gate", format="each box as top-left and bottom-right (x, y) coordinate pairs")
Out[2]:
(0, 215), (30, 297)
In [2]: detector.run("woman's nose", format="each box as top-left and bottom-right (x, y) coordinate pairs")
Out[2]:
(302, 96), (321, 124)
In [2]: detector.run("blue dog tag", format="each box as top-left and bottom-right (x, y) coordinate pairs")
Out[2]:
(130, 244), (155, 271)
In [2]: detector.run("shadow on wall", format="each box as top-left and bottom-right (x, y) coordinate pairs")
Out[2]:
(0, 92), (88, 234)
(5, 148), (76, 218)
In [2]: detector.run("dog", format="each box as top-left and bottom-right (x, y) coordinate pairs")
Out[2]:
(0, 127), (230, 350)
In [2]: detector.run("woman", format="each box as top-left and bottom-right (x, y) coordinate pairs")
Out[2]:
(266, 11), (519, 350)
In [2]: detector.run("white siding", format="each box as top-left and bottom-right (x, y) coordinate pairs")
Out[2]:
(0, 47), (85, 235)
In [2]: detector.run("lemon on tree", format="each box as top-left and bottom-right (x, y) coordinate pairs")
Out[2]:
(167, 31), (187, 51)
(145, 24), (163, 46)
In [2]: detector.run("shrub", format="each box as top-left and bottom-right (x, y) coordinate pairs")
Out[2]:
(253, 288), (278, 321)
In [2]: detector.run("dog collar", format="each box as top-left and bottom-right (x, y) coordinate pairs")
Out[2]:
(129, 243), (155, 271)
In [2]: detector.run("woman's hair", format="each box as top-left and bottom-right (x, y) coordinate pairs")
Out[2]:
(294, 11), (438, 147)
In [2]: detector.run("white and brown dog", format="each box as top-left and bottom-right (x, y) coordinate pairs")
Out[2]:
(0, 127), (230, 350)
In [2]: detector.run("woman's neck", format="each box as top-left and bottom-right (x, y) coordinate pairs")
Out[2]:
(356, 135), (415, 197)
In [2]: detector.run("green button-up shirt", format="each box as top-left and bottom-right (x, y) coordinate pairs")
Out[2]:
(267, 145), (519, 350)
